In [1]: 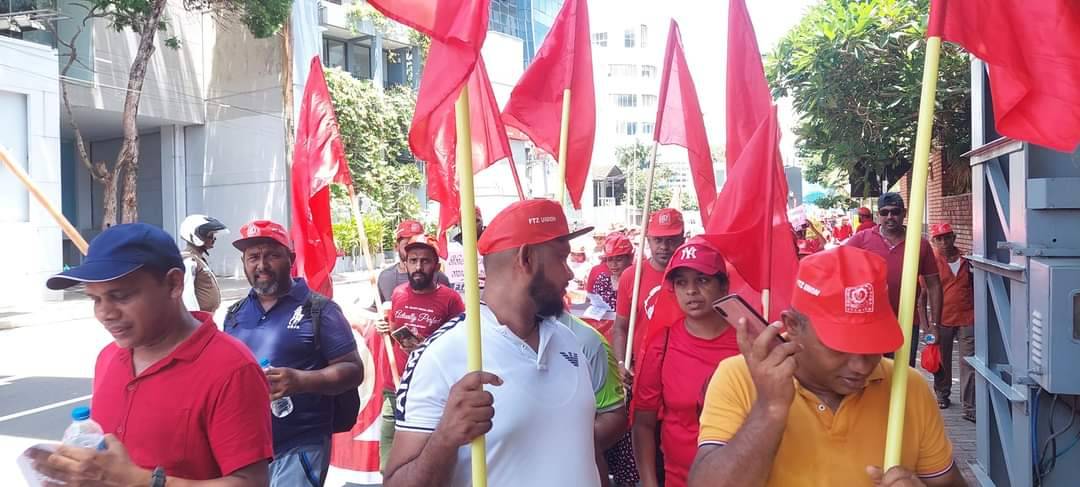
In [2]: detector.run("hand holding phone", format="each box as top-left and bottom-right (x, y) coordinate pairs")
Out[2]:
(715, 294), (801, 415)
(711, 294), (786, 347)
(391, 326), (422, 351)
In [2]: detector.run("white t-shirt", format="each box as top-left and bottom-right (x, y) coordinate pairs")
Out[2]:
(445, 241), (486, 294)
(395, 305), (600, 487)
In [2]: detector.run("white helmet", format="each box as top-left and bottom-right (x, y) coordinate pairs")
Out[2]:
(180, 215), (228, 247)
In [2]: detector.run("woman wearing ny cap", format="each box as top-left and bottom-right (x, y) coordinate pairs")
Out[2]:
(632, 237), (741, 487)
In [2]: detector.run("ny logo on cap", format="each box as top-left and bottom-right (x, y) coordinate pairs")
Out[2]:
(844, 283), (875, 314)
(680, 246), (698, 260)
(659, 213), (671, 225)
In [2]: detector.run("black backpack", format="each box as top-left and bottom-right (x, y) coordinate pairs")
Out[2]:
(225, 292), (361, 433)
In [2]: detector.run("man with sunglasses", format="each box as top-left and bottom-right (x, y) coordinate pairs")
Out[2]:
(844, 192), (942, 367)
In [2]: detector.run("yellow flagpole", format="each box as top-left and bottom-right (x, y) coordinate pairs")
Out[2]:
(883, 35), (942, 468)
(0, 145), (89, 254)
(455, 86), (488, 487)
(623, 141), (660, 366)
(557, 88), (572, 206)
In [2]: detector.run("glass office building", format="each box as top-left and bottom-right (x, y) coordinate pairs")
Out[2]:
(489, 0), (564, 66)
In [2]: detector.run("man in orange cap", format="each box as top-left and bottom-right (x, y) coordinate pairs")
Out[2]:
(928, 222), (975, 420)
(612, 207), (686, 384)
(690, 246), (965, 487)
(378, 220), (450, 302)
(385, 199), (602, 487)
(855, 207), (876, 233)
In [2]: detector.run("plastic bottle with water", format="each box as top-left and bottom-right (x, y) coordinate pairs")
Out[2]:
(62, 406), (104, 449)
(260, 358), (293, 418)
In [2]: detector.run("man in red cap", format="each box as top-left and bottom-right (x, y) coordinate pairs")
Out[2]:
(226, 220), (364, 486)
(855, 207), (876, 233)
(833, 216), (854, 242)
(385, 199), (602, 487)
(690, 246), (965, 487)
(928, 222), (975, 419)
(378, 219), (450, 303)
(379, 234), (465, 468)
(612, 207), (686, 384)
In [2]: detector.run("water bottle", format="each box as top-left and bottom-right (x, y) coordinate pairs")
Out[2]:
(924, 333), (937, 345)
(62, 406), (104, 449)
(260, 358), (294, 418)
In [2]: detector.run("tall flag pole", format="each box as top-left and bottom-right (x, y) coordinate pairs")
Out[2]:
(502, 0), (595, 210)
(622, 141), (660, 366)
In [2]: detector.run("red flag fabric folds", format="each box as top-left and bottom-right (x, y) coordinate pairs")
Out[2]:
(501, 0), (595, 209)
(291, 57), (352, 297)
(655, 20), (716, 223)
(414, 50), (513, 254)
(330, 317), (390, 477)
(725, 0), (774, 170)
(928, 0), (1080, 153)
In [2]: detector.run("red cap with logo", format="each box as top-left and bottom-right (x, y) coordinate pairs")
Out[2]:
(476, 199), (593, 256)
(930, 222), (954, 238)
(647, 208), (684, 237)
(790, 246), (903, 354)
(603, 234), (634, 258)
(233, 220), (293, 251)
(662, 237), (727, 288)
(396, 219), (425, 239)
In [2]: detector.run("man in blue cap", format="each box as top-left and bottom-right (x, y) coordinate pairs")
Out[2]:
(33, 223), (273, 486)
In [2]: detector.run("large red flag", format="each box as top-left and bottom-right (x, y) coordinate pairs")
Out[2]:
(290, 57), (352, 297)
(415, 50), (513, 254)
(329, 316), (391, 480)
(501, 0), (595, 209)
(928, 0), (1080, 153)
(655, 20), (716, 223)
(725, 0), (774, 170)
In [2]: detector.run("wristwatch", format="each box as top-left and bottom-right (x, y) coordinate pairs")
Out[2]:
(150, 466), (166, 487)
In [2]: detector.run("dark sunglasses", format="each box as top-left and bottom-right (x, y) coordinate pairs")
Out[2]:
(878, 208), (904, 217)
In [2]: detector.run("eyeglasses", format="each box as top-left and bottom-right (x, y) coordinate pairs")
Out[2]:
(878, 208), (904, 217)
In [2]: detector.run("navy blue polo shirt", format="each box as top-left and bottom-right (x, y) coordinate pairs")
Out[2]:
(226, 278), (357, 454)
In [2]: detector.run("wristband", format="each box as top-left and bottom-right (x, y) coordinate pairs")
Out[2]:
(150, 466), (166, 487)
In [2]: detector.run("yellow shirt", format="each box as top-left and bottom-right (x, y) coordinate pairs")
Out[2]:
(698, 356), (954, 487)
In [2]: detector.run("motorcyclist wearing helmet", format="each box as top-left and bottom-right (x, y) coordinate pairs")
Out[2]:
(180, 215), (228, 312)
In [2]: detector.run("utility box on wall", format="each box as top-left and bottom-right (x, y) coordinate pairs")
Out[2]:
(1029, 257), (1080, 394)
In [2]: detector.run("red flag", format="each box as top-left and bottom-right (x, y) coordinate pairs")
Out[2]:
(704, 108), (797, 321)
(290, 57), (352, 297)
(928, 0), (1080, 153)
(655, 20), (716, 223)
(415, 50), (513, 254)
(501, 0), (595, 209)
(725, 0), (774, 170)
(330, 317), (391, 479)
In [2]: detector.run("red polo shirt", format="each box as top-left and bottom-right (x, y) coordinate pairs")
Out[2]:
(91, 312), (273, 480)
(845, 229), (938, 316)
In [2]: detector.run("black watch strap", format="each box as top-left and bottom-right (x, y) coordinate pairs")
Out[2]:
(150, 466), (166, 487)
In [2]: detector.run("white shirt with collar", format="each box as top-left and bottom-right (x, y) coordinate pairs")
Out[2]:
(395, 304), (600, 487)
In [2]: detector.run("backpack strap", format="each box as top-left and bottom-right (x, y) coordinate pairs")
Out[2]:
(223, 299), (245, 329)
(305, 292), (330, 353)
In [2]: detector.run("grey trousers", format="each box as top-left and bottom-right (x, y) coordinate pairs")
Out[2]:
(933, 325), (975, 414)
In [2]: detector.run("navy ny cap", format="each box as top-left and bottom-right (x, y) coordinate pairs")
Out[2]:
(46, 223), (184, 290)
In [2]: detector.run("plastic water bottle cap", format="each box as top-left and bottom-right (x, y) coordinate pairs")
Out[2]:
(259, 358), (271, 368)
(71, 406), (91, 421)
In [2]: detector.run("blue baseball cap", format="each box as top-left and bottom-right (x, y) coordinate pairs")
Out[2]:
(46, 223), (184, 290)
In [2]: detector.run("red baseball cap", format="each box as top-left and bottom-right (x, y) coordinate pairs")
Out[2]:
(603, 234), (634, 258)
(857, 207), (872, 217)
(396, 219), (425, 239)
(930, 222), (954, 238)
(647, 208), (684, 237)
(790, 246), (903, 355)
(233, 220), (292, 251)
(476, 199), (593, 256)
(403, 234), (439, 256)
(662, 237), (726, 288)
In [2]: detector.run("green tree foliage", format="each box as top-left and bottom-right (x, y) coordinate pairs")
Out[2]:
(323, 67), (422, 246)
(615, 142), (674, 212)
(766, 0), (970, 190)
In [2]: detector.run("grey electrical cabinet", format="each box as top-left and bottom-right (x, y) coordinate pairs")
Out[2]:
(1029, 257), (1080, 394)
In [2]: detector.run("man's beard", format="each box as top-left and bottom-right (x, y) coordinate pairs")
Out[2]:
(528, 270), (565, 318)
(248, 267), (290, 296)
(409, 271), (434, 290)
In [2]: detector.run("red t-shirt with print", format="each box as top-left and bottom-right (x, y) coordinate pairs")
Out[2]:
(389, 283), (465, 375)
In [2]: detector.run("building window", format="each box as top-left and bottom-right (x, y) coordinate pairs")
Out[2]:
(641, 65), (657, 78)
(624, 29), (636, 48)
(348, 43), (372, 80)
(642, 94), (657, 107)
(616, 121), (638, 135)
(612, 94), (638, 107)
(323, 38), (347, 71)
(641, 122), (655, 135)
(592, 32), (607, 47)
(640, 24), (648, 48)
(608, 64), (636, 77)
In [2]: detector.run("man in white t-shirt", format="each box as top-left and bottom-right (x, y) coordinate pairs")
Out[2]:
(384, 199), (600, 487)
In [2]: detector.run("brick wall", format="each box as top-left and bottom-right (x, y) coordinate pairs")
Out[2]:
(890, 150), (973, 253)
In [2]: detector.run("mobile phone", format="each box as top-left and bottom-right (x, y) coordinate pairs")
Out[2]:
(712, 294), (787, 344)
(391, 325), (422, 347)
